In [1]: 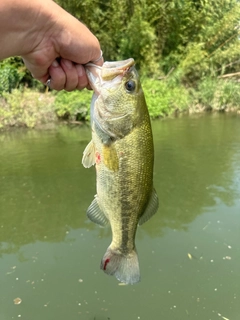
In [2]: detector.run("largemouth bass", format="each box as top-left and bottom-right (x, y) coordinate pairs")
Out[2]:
(82, 58), (159, 285)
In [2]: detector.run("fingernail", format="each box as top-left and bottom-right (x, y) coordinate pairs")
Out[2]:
(52, 60), (59, 67)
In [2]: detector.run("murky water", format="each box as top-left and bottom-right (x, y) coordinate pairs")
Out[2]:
(0, 113), (240, 320)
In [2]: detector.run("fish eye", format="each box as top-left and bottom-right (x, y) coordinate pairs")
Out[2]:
(125, 80), (136, 92)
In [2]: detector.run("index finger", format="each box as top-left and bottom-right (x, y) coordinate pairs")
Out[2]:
(90, 50), (104, 66)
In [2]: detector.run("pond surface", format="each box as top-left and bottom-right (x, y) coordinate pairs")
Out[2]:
(0, 113), (240, 320)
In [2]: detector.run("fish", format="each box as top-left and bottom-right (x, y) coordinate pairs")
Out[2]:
(82, 58), (159, 285)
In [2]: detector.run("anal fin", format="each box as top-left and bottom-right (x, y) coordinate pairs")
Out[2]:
(87, 196), (109, 227)
(138, 188), (159, 226)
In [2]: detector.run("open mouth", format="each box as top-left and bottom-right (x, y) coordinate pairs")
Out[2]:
(85, 58), (135, 93)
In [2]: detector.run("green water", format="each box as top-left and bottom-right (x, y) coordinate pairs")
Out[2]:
(0, 113), (240, 320)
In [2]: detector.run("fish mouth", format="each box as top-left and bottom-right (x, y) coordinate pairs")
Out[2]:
(100, 58), (135, 71)
(85, 58), (135, 93)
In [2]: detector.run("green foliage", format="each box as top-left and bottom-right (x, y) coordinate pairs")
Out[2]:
(0, 58), (25, 94)
(164, 0), (240, 82)
(0, 57), (44, 93)
(118, 7), (158, 74)
(0, 76), (239, 130)
(0, 89), (55, 129)
(54, 89), (92, 121)
(142, 78), (191, 117)
(197, 78), (240, 111)
(54, 0), (240, 83)
(56, 0), (161, 74)
(143, 75), (240, 117)
(196, 77), (218, 108)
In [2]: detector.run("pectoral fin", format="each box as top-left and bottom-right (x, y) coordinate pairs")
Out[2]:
(82, 140), (95, 168)
(138, 188), (159, 226)
(87, 196), (109, 227)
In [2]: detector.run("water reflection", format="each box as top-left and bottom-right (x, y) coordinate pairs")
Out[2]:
(151, 113), (240, 233)
(0, 125), (93, 249)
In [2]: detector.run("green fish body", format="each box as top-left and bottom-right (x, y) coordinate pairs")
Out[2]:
(82, 58), (158, 284)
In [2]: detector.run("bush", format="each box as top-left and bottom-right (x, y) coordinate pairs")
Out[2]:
(54, 89), (92, 121)
(0, 59), (24, 94)
(218, 80), (240, 111)
(194, 77), (240, 111)
(0, 89), (55, 129)
(142, 77), (191, 117)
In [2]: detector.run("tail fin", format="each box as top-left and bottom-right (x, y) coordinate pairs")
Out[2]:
(100, 246), (140, 285)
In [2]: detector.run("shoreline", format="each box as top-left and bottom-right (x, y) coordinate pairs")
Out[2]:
(1, 105), (239, 133)
(0, 84), (240, 131)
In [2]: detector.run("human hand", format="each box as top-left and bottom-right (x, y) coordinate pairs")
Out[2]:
(0, 0), (103, 91)
(21, 1), (103, 91)
(44, 53), (103, 91)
